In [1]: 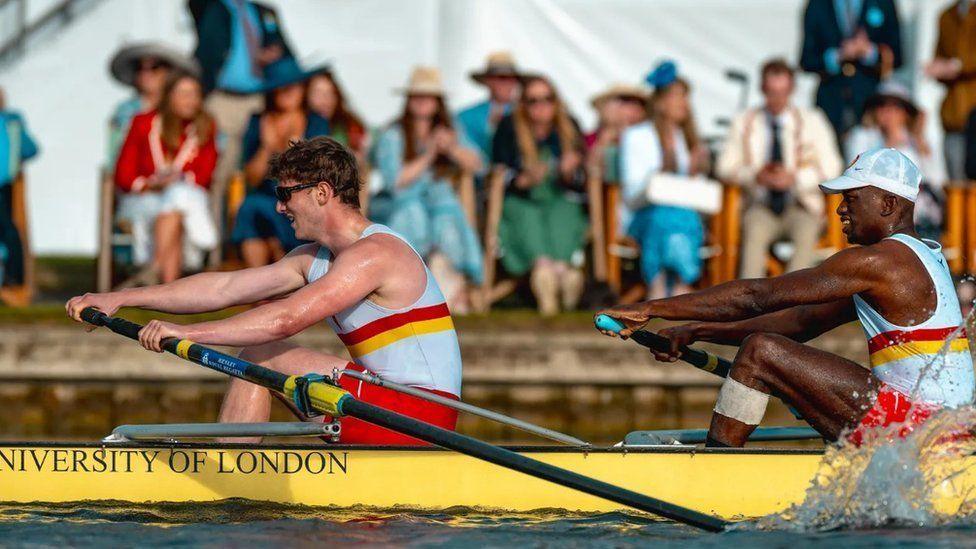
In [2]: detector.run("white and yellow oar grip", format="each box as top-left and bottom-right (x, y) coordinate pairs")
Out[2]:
(282, 376), (351, 416)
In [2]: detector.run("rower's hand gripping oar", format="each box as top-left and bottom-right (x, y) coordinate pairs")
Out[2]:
(81, 308), (728, 533)
(595, 315), (812, 423)
(594, 315), (732, 378)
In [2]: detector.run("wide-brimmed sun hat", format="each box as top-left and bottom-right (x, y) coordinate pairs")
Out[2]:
(590, 83), (651, 108)
(109, 42), (199, 86)
(397, 66), (446, 96)
(864, 79), (919, 118)
(820, 147), (921, 203)
(470, 51), (520, 84)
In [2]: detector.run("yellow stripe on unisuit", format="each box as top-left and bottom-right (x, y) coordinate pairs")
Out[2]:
(175, 339), (195, 359)
(869, 338), (970, 367)
(344, 316), (455, 358)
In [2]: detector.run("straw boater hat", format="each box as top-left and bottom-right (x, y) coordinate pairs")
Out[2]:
(109, 42), (199, 86)
(590, 83), (651, 108)
(398, 66), (446, 96)
(470, 51), (520, 84)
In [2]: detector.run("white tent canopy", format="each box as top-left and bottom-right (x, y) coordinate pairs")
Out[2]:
(0, 0), (955, 255)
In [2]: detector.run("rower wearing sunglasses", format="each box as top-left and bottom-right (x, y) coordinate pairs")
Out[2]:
(67, 136), (462, 445)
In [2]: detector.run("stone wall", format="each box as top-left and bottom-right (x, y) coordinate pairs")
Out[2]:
(0, 323), (867, 444)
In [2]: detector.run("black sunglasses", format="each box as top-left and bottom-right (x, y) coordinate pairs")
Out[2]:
(274, 181), (321, 203)
(524, 95), (555, 106)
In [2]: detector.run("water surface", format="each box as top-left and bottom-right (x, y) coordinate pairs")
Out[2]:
(3, 501), (976, 548)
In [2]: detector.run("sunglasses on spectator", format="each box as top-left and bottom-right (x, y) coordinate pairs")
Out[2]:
(274, 181), (321, 203)
(524, 95), (555, 106)
(136, 61), (168, 73)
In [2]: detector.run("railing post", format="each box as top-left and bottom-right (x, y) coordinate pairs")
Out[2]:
(945, 181), (965, 275)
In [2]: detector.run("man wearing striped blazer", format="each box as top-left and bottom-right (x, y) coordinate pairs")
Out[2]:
(717, 59), (843, 279)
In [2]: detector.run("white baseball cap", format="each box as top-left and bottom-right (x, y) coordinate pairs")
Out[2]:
(819, 147), (921, 203)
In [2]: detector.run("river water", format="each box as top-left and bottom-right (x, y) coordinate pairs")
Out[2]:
(3, 500), (976, 548)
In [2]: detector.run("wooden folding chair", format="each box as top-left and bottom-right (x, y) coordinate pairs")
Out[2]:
(0, 173), (34, 306)
(944, 181), (966, 275)
(478, 168), (519, 311)
(754, 193), (846, 278)
(478, 166), (615, 312)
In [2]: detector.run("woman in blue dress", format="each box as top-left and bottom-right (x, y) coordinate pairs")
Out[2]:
(231, 58), (330, 267)
(619, 61), (711, 298)
(370, 67), (484, 313)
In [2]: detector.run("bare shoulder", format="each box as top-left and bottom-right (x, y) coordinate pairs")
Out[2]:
(280, 243), (320, 276)
(826, 239), (927, 284)
(344, 233), (426, 306)
(819, 243), (890, 272)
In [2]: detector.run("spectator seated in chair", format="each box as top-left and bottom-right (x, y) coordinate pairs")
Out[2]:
(0, 87), (39, 288)
(107, 43), (200, 170)
(844, 80), (944, 240)
(716, 58), (842, 278)
(307, 68), (370, 164)
(491, 74), (587, 316)
(230, 58), (330, 268)
(114, 70), (219, 284)
(619, 61), (710, 299)
(369, 67), (484, 314)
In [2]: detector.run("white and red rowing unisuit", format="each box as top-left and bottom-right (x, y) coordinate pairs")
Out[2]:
(848, 233), (975, 445)
(306, 223), (462, 398)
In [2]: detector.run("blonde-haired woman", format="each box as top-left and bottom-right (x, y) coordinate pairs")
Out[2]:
(491, 75), (587, 316)
(620, 61), (710, 298)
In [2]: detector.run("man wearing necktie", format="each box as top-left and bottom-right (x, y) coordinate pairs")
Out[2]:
(187, 0), (297, 265)
(799, 0), (902, 139)
(717, 59), (843, 279)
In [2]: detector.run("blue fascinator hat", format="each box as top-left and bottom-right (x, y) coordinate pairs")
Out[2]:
(645, 60), (678, 89)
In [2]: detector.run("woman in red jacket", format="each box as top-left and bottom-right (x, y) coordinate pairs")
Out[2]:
(115, 70), (218, 283)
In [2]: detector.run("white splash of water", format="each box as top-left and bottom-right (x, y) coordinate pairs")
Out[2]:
(742, 305), (976, 532)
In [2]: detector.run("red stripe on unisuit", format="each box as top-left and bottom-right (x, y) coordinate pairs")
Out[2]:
(867, 327), (966, 354)
(337, 303), (451, 346)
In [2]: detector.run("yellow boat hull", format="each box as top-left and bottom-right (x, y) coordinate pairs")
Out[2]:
(0, 444), (972, 521)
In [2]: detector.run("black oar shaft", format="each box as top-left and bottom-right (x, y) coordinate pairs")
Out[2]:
(594, 315), (732, 377)
(80, 308), (729, 532)
(82, 308), (291, 390)
(629, 330), (732, 378)
(342, 397), (726, 531)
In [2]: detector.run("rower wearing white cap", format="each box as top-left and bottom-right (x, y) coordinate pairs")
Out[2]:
(598, 148), (974, 447)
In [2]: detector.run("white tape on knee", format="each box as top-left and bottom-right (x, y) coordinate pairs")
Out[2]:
(713, 377), (769, 425)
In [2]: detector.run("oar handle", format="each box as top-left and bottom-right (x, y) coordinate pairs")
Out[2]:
(82, 307), (181, 353)
(594, 314), (732, 378)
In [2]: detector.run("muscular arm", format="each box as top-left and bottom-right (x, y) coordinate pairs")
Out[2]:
(80, 245), (315, 315)
(646, 245), (885, 322)
(178, 239), (388, 347)
(688, 299), (856, 346)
